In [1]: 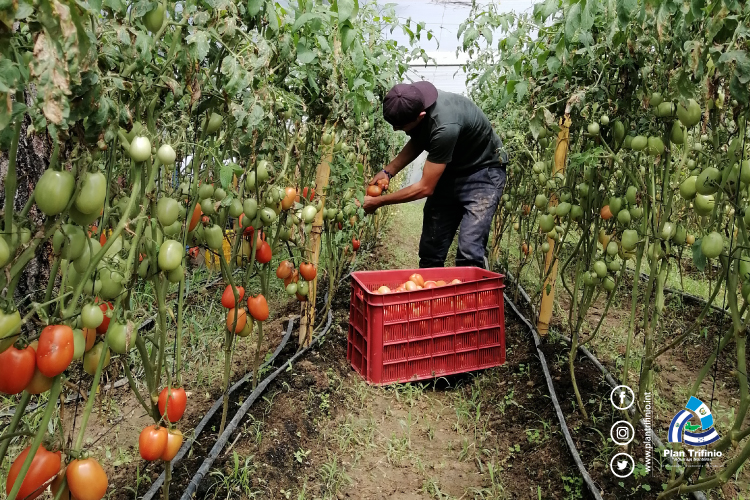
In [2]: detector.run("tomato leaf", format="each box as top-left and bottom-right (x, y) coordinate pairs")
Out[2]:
(692, 238), (706, 272)
(296, 39), (316, 64)
(220, 164), (233, 189)
(338, 0), (354, 23)
(266, 1), (279, 31)
(247, 0), (263, 16)
(186, 30), (210, 61)
(340, 22), (356, 53)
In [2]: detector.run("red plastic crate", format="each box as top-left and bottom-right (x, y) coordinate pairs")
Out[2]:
(347, 267), (505, 385)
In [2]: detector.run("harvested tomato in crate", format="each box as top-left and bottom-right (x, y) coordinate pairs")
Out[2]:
(347, 267), (505, 385)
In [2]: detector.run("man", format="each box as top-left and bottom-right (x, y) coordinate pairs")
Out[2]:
(364, 81), (508, 269)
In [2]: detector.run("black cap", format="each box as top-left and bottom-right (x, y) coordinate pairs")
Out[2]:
(382, 81), (438, 127)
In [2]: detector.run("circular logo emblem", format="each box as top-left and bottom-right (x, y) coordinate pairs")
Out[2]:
(610, 420), (635, 446)
(611, 385), (635, 411)
(610, 452), (635, 478)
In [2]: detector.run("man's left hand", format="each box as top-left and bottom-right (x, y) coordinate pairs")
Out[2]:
(363, 196), (379, 214)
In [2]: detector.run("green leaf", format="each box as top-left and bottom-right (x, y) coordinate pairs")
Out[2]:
(247, 0), (263, 16)
(528, 109), (544, 139)
(220, 164), (234, 189)
(292, 12), (317, 32)
(186, 30), (210, 61)
(481, 26), (493, 45)
(296, 39), (316, 64)
(692, 239), (706, 271)
(266, 0), (279, 31)
(565, 2), (581, 39)
(338, 0), (354, 23)
(340, 23), (356, 53)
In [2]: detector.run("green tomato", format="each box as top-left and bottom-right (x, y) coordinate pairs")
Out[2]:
(0, 238), (10, 267)
(163, 220), (182, 238)
(158, 239), (184, 271)
(107, 321), (138, 354)
(556, 202), (571, 217)
(201, 198), (216, 216)
(98, 266), (124, 300)
(256, 160), (270, 183)
(679, 176), (697, 200)
(260, 207), (276, 226)
(649, 92), (663, 107)
(74, 172), (107, 215)
(670, 122), (685, 145)
(167, 264), (184, 283)
(297, 281), (309, 296)
(204, 225), (224, 250)
(534, 194), (548, 210)
(72, 329), (86, 360)
(245, 171), (256, 191)
(206, 113), (223, 134)
(214, 188), (227, 201)
(647, 136), (665, 156)
(677, 99), (702, 128)
(587, 122), (600, 135)
(143, 3), (165, 32)
(0, 308), (21, 342)
(539, 214), (555, 233)
(617, 208), (631, 226)
(35, 169), (75, 216)
(243, 198), (258, 219)
(655, 102), (675, 118)
(229, 199), (243, 218)
(701, 232), (723, 258)
(53, 224), (86, 261)
(694, 194), (715, 216)
(157, 144), (176, 165)
(286, 283), (298, 295)
(130, 136), (152, 162)
(631, 135), (647, 151)
(301, 205), (317, 224)
(629, 206), (643, 219)
(198, 183), (215, 200)
(621, 229), (639, 251)
(695, 167), (721, 195)
(625, 185), (637, 205)
(570, 205), (583, 221)
(607, 259), (621, 272)
(83, 342), (110, 376)
(602, 275), (616, 292)
(593, 260), (608, 278)
(157, 197), (180, 226)
(606, 241), (619, 256)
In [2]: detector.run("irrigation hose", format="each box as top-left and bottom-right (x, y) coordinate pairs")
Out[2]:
(179, 294), (334, 500)
(503, 292), (605, 500)
(505, 273), (708, 500)
(141, 314), (298, 500)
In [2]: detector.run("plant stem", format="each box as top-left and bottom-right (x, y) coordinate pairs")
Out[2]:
(0, 391), (31, 466)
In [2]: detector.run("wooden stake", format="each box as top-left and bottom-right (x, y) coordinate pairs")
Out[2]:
(537, 115), (571, 336)
(299, 130), (334, 347)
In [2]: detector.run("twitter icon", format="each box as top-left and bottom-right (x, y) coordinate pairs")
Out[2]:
(610, 453), (635, 478)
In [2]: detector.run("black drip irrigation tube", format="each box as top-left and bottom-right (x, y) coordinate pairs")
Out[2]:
(141, 314), (298, 500)
(178, 296), (334, 500)
(504, 272), (708, 500)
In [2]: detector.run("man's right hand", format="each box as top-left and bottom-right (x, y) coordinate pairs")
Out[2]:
(368, 170), (390, 191)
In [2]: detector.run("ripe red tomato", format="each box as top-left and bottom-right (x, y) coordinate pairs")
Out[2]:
(0, 345), (36, 394)
(299, 263), (317, 281)
(188, 203), (202, 232)
(408, 273), (425, 287)
(83, 327), (97, 351)
(158, 387), (188, 423)
(352, 238), (360, 251)
(6, 445), (61, 500)
(255, 240), (272, 264)
(276, 260), (294, 279)
(139, 425), (168, 461)
(161, 429), (184, 461)
(302, 186), (315, 201)
(281, 187), (296, 210)
(36, 325), (74, 377)
(226, 308), (247, 333)
(247, 294), (269, 321)
(296, 292), (307, 302)
(66, 458), (108, 500)
(96, 302), (113, 334)
(366, 185), (382, 197)
(221, 285), (245, 309)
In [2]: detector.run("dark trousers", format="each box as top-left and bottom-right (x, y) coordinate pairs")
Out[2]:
(418, 166), (506, 269)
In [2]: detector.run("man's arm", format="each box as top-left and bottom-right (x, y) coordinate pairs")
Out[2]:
(363, 160), (446, 213)
(369, 140), (424, 186)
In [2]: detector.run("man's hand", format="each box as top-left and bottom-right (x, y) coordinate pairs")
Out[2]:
(363, 195), (379, 214)
(368, 170), (390, 192)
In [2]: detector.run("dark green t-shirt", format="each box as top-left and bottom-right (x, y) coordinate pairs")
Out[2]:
(407, 90), (507, 173)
